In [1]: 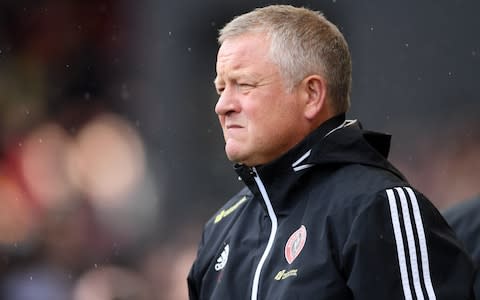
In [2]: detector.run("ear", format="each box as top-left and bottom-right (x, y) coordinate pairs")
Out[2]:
(300, 75), (328, 120)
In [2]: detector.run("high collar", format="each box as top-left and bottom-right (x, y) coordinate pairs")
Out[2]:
(234, 113), (407, 216)
(234, 114), (347, 215)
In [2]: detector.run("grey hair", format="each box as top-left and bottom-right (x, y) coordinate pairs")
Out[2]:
(218, 5), (352, 114)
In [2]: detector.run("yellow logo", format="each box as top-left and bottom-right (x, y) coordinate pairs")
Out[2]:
(274, 269), (298, 281)
(214, 196), (248, 224)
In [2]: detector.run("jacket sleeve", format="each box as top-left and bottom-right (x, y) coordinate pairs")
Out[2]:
(341, 186), (475, 300)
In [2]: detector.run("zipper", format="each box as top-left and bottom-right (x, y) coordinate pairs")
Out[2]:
(250, 166), (278, 300)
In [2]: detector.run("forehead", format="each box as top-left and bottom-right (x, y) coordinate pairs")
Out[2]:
(215, 33), (273, 78)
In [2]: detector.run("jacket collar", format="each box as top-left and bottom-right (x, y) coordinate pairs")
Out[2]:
(234, 113), (405, 215)
(234, 114), (347, 215)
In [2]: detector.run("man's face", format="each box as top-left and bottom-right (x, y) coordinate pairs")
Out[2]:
(214, 32), (308, 166)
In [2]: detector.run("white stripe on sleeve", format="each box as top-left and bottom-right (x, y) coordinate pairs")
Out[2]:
(386, 187), (437, 300)
(405, 187), (437, 300)
(386, 188), (413, 300)
(395, 187), (424, 300)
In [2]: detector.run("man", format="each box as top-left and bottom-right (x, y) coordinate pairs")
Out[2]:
(443, 194), (480, 298)
(188, 5), (474, 299)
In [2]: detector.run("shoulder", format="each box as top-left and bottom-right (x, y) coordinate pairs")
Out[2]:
(206, 187), (252, 226)
(199, 187), (252, 242)
(192, 187), (253, 270)
(308, 164), (443, 237)
(307, 163), (410, 213)
(302, 164), (427, 245)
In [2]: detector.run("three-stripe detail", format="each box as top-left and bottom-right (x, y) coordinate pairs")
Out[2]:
(386, 187), (437, 300)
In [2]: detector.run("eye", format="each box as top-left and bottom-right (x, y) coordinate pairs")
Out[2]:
(237, 82), (255, 91)
(216, 86), (225, 95)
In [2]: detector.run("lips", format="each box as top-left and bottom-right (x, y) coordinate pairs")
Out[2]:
(225, 122), (243, 129)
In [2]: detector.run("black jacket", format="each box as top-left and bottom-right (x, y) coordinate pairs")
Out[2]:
(188, 114), (474, 300)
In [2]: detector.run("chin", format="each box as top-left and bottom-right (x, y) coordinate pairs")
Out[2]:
(226, 151), (248, 165)
(226, 152), (243, 163)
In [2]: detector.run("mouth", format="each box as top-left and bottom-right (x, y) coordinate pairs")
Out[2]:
(226, 124), (243, 129)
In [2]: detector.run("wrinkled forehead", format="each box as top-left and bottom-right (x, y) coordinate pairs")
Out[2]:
(215, 37), (275, 84)
(216, 33), (272, 68)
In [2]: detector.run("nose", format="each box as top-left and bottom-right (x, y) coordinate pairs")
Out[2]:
(215, 86), (239, 116)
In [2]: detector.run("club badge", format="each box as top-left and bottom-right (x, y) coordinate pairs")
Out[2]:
(285, 225), (307, 264)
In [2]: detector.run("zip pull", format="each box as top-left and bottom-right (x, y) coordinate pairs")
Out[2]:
(250, 167), (257, 177)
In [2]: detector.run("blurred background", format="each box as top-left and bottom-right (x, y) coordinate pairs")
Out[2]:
(0, 0), (478, 299)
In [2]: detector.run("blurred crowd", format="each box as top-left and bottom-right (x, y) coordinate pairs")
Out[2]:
(0, 0), (478, 299)
(0, 0), (198, 299)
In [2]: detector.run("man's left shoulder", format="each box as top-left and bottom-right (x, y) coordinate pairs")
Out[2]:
(314, 163), (409, 204)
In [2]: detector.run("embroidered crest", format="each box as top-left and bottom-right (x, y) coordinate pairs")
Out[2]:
(285, 225), (307, 264)
(215, 244), (229, 271)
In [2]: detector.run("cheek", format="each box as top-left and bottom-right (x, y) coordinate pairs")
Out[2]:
(218, 115), (226, 128)
(247, 112), (279, 143)
(242, 94), (291, 137)
(263, 105), (301, 138)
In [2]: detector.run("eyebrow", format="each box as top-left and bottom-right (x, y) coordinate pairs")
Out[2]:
(213, 77), (221, 86)
(214, 70), (263, 87)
